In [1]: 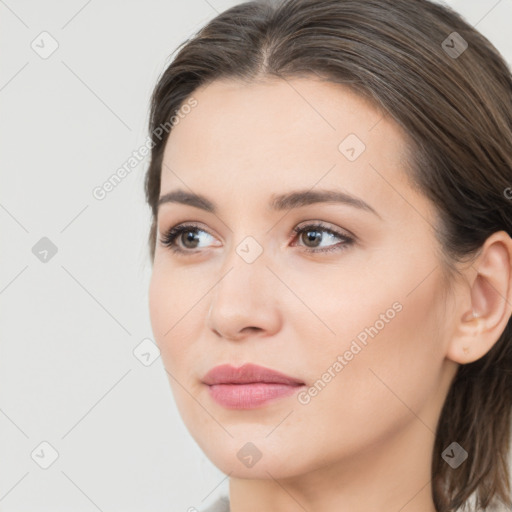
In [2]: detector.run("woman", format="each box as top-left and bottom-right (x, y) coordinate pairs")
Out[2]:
(144, 0), (512, 510)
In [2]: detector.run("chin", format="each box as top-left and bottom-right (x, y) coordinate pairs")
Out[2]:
(196, 435), (311, 480)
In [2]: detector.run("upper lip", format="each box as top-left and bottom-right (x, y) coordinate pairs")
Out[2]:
(202, 363), (305, 386)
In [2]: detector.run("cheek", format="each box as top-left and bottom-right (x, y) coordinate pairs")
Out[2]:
(148, 264), (204, 367)
(296, 260), (447, 432)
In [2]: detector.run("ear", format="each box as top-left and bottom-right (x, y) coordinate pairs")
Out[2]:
(446, 230), (512, 364)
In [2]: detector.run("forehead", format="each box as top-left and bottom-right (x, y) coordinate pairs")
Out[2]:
(160, 77), (421, 220)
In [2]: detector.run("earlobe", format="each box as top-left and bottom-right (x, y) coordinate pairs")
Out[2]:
(446, 230), (512, 365)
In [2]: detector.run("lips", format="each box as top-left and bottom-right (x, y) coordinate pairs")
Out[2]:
(202, 363), (304, 386)
(202, 363), (305, 409)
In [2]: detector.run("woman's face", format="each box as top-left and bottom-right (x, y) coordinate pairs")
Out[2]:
(148, 77), (459, 479)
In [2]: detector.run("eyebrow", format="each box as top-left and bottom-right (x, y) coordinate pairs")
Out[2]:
(157, 188), (381, 218)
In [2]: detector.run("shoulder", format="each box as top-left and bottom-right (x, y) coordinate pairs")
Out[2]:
(196, 495), (230, 512)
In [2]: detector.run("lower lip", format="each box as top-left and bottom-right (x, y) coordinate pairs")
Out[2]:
(207, 383), (304, 409)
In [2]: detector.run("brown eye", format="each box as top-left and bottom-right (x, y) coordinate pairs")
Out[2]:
(300, 228), (324, 248)
(179, 229), (201, 249)
(292, 222), (355, 253)
(160, 224), (217, 253)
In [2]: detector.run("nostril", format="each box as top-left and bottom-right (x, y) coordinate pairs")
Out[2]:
(240, 326), (264, 336)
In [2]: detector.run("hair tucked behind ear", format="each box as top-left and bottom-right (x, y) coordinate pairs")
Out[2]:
(144, 1), (512, 509)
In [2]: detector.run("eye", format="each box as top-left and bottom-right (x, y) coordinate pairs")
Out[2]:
(291, 222), (354, 253)
(159, 221), (354, 255)
(159, 223), (218, 254)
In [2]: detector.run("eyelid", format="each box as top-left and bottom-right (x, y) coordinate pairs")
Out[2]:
(293, 219), (355, 240)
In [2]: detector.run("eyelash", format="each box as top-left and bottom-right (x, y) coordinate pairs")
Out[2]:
(159, 222), (355, 255)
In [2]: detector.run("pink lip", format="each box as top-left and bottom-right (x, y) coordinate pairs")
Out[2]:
(202, 363), (305, 409)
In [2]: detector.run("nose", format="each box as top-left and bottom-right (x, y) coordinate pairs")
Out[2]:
(206, 257), (282, 342)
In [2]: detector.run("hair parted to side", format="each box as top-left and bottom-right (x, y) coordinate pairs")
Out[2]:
(144, 1), (512, 510)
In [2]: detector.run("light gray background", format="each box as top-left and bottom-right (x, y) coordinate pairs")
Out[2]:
(1, 1), (511, 511)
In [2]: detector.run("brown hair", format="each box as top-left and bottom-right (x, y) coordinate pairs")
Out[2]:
(144, 0), (512, 510)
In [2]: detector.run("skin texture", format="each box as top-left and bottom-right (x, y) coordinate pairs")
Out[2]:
(148, 77), (512, 512)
